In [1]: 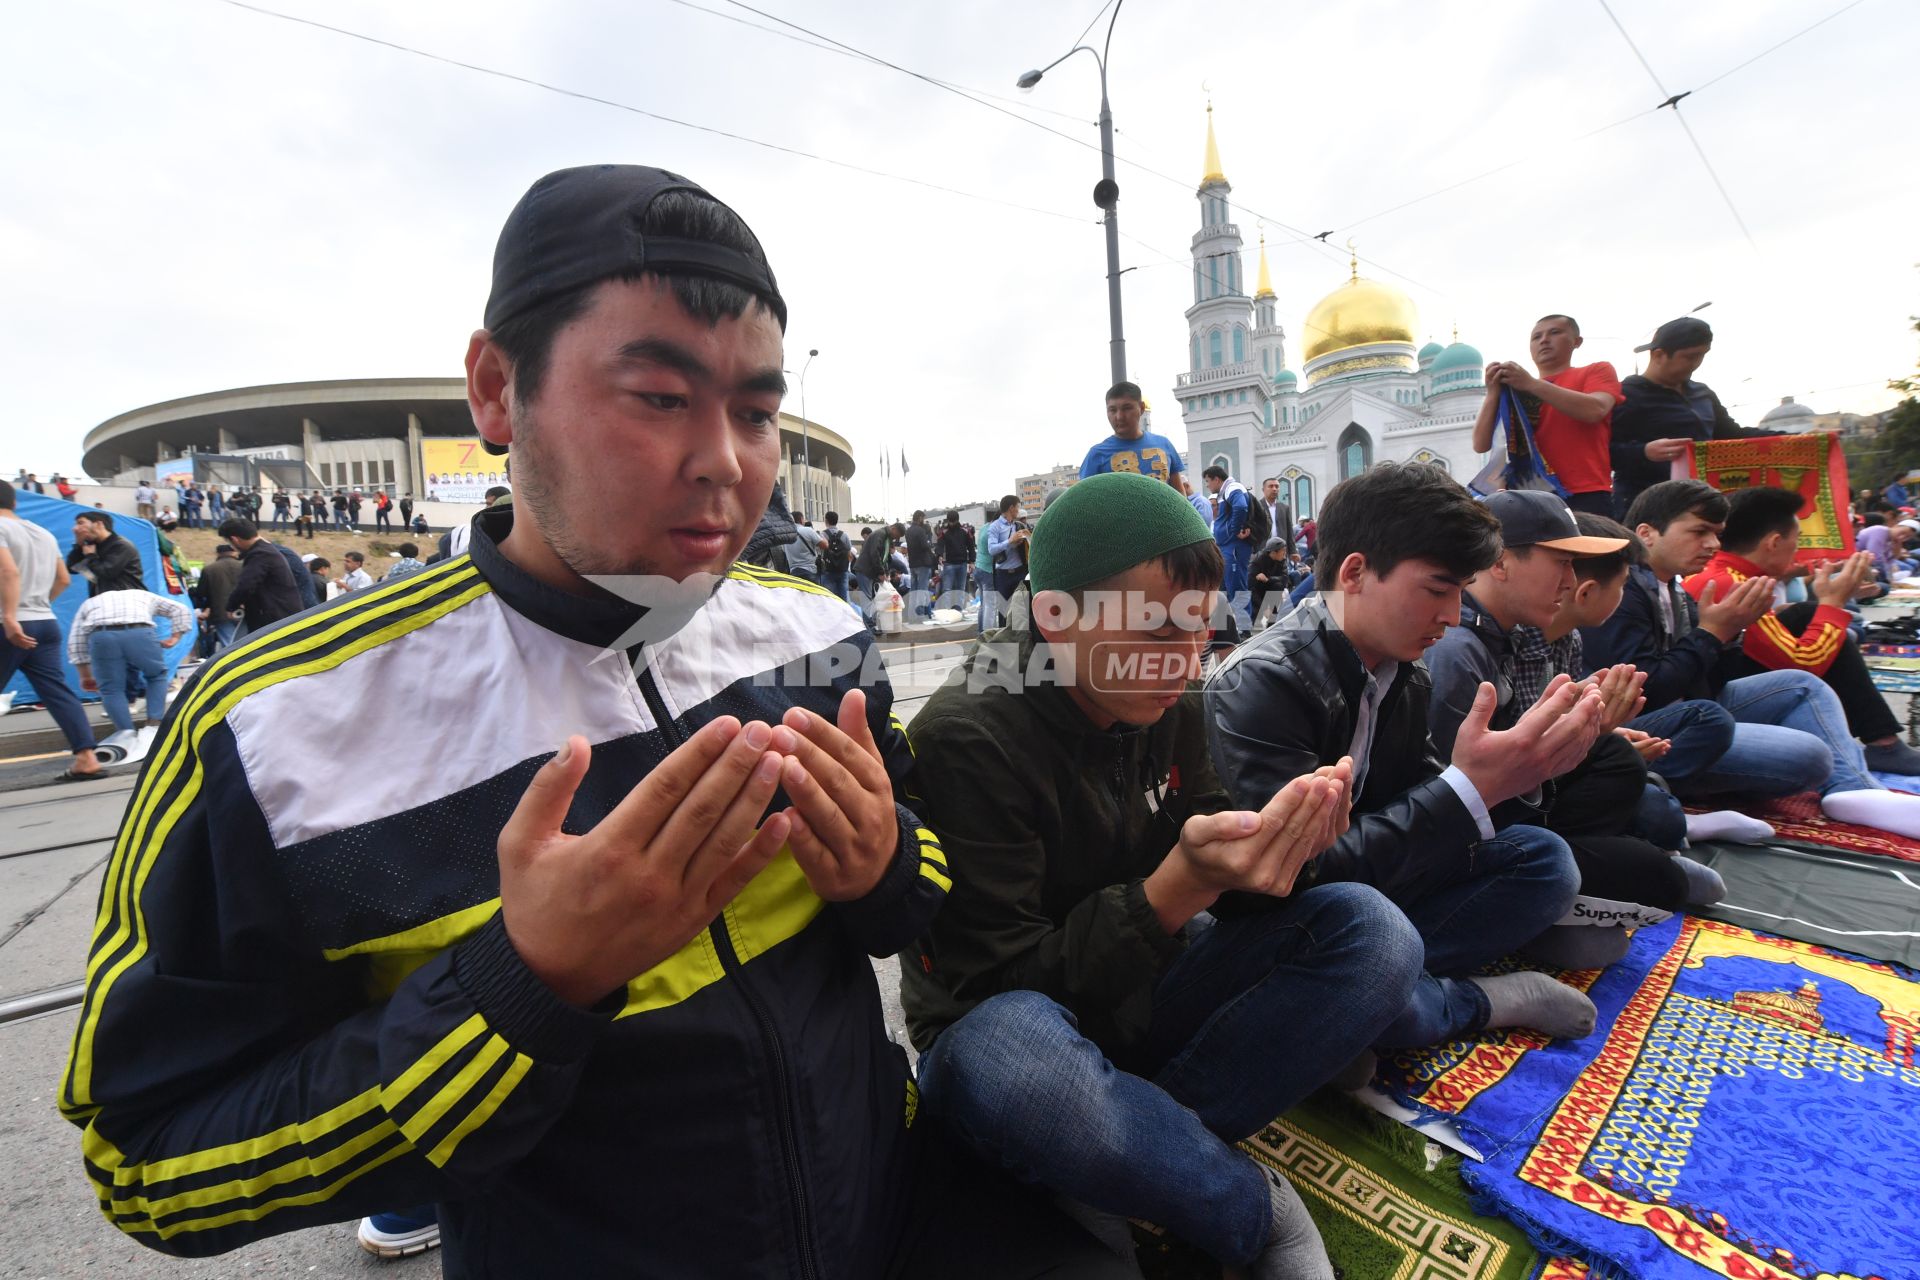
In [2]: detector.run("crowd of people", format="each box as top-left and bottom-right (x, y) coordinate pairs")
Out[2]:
(111, 478), (435, 539)
(0, 480), (450, 775)
(26, 162), (1918, 1279)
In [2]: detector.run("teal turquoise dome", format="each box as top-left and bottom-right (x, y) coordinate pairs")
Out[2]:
(1417, 341), (1444, 365)
(1274, 367), (1299, 389)
(1430, 341), (1483, 375)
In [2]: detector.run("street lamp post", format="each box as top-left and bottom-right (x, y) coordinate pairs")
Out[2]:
(799, 348), (818, 516)
(1018, 0), (1128, 384)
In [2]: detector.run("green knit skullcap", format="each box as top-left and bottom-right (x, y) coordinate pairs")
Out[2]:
(1029, 471), (1213, 594)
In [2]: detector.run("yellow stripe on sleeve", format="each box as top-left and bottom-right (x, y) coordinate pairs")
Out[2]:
(64, 570), (490, 1116)
(427, 1052), (532, 1168)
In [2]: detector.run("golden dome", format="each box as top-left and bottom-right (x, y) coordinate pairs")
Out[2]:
(1301, 259), (1419, 363)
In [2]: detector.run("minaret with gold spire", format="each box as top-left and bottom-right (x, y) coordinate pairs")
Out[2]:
(1201, 102), (1226, 186)
(1180, 101), (1265, 456)
(1249, 231), (1291, 408)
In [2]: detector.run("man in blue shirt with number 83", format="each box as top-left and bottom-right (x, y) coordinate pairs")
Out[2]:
(1081, 381), (1186, 488)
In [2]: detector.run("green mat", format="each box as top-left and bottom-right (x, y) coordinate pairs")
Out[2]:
(1136, 1092), (1544, 1280)
(1691, 838), (1920, 967)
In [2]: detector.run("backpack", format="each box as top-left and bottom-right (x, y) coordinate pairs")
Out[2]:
(818, 527), (851, 574)
(1244, 490), (1272, 547)
(1225, 481), (1270, 546)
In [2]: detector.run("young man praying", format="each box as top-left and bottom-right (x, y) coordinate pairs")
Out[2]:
(1206, 462), (1603, 1051)
(904, 471), (1423, 1280)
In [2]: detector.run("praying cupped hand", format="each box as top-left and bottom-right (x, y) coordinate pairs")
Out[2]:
(775, 688), (902, 902)
(497, 718), (794, 1007)
(1144, 768), (1346, 932)
(1452, 675), (1604, 806)
(1584, 663), (1646, 734)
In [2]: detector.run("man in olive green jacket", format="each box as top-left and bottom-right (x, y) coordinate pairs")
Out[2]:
(900, 473), (1422, 1280)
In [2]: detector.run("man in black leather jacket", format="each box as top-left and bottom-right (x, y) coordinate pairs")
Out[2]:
(1205, 463), (1605, 1048)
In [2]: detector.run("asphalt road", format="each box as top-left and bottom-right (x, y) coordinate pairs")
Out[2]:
(0, 637), (963, 1275)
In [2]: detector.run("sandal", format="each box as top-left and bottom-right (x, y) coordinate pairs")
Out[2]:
(56, 768), (107, 783)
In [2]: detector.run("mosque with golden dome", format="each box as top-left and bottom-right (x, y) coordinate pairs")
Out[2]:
(1174, 108), (1492, 520)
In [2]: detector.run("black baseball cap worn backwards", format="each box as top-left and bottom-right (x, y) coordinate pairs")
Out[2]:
(483, 164), (787, 333)
(1634, 316), (1713, 354)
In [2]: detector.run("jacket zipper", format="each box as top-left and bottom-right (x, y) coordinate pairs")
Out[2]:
(634, 654), (821, 1279)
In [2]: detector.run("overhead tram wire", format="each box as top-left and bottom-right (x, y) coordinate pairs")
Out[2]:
(1245, 0), (1876, 265)
(1332, 0), (1871, 237)
(219, 0), (1438, 305)
(711, 0), (1438, 293)
(1067, 0), (1119, 52)
(658, 0), (1105, 126)
(1694, 0), (1871, 93)
(1339, 106), (1659, 232)
(1595, 0), (1759, 249)
(212, 0), (1092, 226)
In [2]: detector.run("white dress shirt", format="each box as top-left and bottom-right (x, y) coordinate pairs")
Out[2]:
(68, 590), (193, 666)
(1347, 657), (1495, 841)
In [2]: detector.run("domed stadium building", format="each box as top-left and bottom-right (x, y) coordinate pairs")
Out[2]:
(83, 377), (856, 518)
(1171, 108), (1494, 521)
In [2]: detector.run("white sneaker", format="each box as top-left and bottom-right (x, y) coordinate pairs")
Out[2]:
(357, 1212), (442, 1258)
(0, 690), (15, 715)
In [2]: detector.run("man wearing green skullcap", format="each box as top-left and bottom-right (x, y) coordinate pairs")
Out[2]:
(900, 472), (1422, 1278)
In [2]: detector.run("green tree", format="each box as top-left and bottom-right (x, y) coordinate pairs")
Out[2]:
(1842, 315), (1920, 490)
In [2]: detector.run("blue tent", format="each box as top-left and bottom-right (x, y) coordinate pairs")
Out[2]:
(4, 491), (194, 706)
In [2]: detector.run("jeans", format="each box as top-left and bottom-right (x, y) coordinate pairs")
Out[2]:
(271, 511), (289, 530)
(919, 883), (1422, 1266)
(978, 567), (1002, 633)
(1634, 784), (1688, 850)
(1691, 669), (1857, 796)
(819, 569), (849, 601)
(88, 626), (169, 734)
(0, 619), (96, 752)
(939, 563), (968, 611)
(376, 510), (392, 532)
(852, 572), (876, 627)
(1624, 699), (1736, 785)
(1722, 601), (1900, 743)
(1318, 823), (1579, 1047)
(909, 566), (934, 618)
(1220, 539), (1251, 625)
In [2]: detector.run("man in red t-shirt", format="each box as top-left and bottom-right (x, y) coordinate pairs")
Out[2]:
(1471, 314), (1624, 517)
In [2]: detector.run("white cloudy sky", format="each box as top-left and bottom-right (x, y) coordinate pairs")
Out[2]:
(3, 0), (1913, 516)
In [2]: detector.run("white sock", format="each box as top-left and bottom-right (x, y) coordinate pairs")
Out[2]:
(1821, 789), (1920, 839)
(1685, 810), (1775, 844)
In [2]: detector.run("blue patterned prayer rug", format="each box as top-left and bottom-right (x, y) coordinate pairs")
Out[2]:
(1379, 916), (1920, 1280)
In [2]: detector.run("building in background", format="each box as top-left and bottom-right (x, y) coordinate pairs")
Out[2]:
(1756, 397), (1891, 440)
(83, 378), (855, 511)
(1174, 108), (1492, 521)
(1016, 464), (1080, 513)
